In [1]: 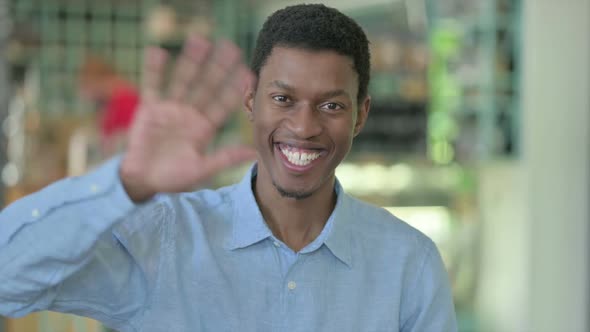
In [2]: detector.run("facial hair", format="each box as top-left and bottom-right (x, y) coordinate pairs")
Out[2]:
(272, 180), (313, 200)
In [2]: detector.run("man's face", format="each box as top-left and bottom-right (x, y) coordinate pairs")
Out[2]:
(245, 47), (370, 199)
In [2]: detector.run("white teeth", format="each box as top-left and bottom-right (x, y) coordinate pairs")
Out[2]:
(280, 146), (321, 166)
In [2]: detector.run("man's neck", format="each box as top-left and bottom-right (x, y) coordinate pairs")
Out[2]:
(253, 170), (336, 252)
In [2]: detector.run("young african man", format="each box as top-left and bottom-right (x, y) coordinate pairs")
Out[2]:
(0, 4), (457, 331)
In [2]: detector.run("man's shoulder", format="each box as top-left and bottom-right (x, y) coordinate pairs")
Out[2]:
(343, 193), (433, 249)
(116, 182), (239, 238)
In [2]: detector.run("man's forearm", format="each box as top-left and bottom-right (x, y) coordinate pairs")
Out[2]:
(0, 157), (136, 317)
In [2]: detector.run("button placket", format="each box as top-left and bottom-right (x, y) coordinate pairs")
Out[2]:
(281, 257), (307, 330)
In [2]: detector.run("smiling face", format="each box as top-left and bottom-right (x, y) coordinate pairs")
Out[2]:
(245, 47), (370, 200)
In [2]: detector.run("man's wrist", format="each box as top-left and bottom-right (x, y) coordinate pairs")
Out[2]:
(119, 163), (155, 203)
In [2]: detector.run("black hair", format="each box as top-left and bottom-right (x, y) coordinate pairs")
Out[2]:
(251, 3), (371, 103)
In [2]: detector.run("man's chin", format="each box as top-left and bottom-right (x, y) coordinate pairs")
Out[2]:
(273, 181), (314, 200)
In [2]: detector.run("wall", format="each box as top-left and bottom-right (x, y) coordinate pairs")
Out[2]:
(523, 0), (590, 331)
(476, 162), (530, 332)
(477, 0), (590, 331)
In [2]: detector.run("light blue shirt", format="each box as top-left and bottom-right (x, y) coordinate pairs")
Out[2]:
(0, 157), (457, 331)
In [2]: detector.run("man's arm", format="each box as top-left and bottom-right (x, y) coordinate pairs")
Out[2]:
(0, 35), (255, 327)
(400, 241), (458, 332)
(0, 158), (141, 322)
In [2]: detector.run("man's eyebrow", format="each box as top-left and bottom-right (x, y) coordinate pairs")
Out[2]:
(319, 89), (351, 100)
(266, 80), (293, 91)
(267, 80), (351, 100)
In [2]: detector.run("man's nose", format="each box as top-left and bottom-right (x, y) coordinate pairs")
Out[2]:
(285, 104), (323, 139)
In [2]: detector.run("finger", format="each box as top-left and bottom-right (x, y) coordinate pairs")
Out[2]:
(191, 40), (242, 111)
(207, 65), (255, 128)
(200, 146), (257, 178)
(168, 35), (212, 101)
(141, 47), (168, 103)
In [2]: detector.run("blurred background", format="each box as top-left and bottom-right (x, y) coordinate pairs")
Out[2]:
(0, 0), (588, 331)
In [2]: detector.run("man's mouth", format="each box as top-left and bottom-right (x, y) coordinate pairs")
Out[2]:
(277, 143), (324, 167)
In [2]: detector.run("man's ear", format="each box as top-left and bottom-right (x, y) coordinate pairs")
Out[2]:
(243, 81), (255, 121)
(353, 95), (371, 137)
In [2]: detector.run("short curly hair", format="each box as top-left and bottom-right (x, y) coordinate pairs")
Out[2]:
(251, 4), (371, 103)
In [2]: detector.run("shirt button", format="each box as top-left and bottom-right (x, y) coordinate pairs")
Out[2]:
(31, 209), (40, 218)
(273, 241), (280, 248)
(287, 281), (297, 290)
(90, 184), (100, 193)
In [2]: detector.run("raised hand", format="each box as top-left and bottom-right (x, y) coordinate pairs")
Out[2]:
(120, 35), (256, 202)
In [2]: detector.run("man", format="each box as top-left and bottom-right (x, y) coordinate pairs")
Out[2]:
(0, 4), (456, 331)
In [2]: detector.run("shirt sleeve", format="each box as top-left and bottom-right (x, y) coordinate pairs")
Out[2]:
(0, 157), (149, 329)
(400, 241), (458, 332)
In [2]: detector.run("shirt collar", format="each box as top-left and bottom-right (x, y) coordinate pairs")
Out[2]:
(225, 164), (273, 250)
(323, 180), (353, 267)
(225, 164), (353, 267)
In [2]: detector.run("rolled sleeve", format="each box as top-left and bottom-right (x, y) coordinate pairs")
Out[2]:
(0, 156), (138, 318)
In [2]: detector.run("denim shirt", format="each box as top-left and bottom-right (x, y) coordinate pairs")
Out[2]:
(0, 157), (457, 331)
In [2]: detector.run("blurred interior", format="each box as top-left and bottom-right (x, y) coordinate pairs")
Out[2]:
(0, 0), (588, 331)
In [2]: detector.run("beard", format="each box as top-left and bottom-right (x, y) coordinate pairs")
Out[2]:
(272, 180), (314, 200)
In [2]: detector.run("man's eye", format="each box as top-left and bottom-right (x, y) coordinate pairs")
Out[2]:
(272, 95), (289, 103)
(322, 102), (343, 111)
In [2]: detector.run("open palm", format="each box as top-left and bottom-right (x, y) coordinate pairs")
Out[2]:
(120, 36), (256, 202)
